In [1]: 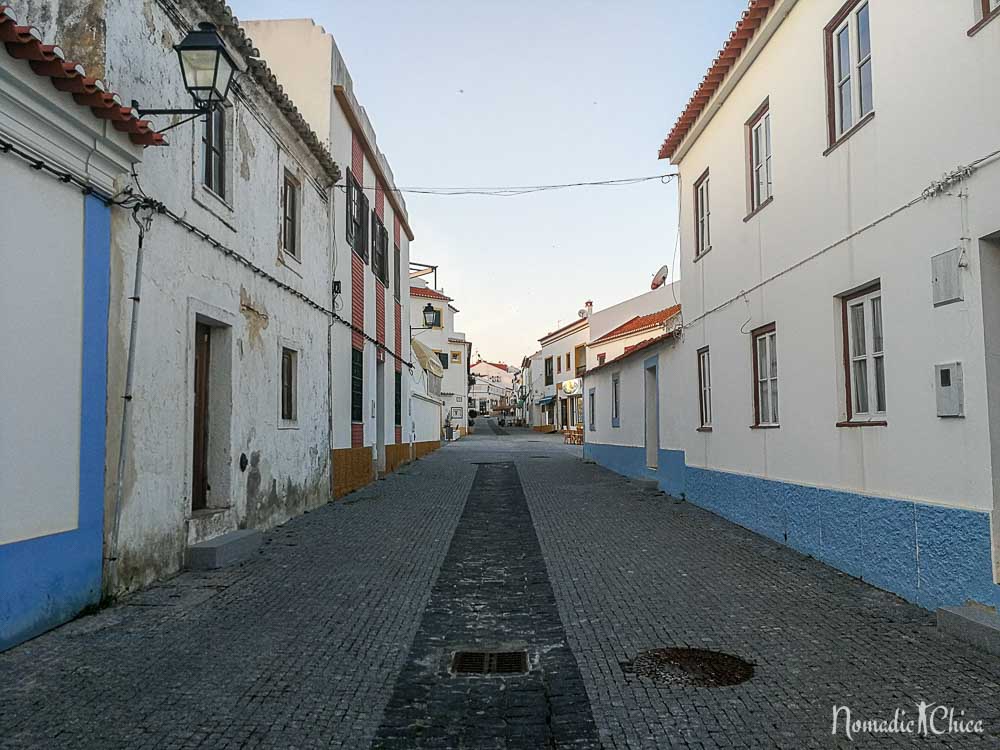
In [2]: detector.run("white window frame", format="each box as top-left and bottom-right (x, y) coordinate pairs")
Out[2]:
(611, 373), (621, 428)
(845, 287), (885, 421)
(278, 342), (299, 429)
(588, 388), (596, 431)
(750, 109), (772, 210)
(695, 170), (711, 256)
(831, 1), (873, 140)
(698, 348), (712, 428)
(753, 329), (779, 426)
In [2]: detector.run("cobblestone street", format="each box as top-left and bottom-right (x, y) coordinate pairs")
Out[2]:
(3, 427), (1000, 748)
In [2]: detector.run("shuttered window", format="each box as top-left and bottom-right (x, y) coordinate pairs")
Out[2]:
(351, 348), (364, 422)
(395, 370), (402, 426)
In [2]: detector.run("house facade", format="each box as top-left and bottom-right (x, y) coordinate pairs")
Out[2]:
(648, 0), (1000, 612)
(535, 308), (591, 429)
(0, 4), (145, 648)
(245, 18), (415, 487)
(408, 280), (470, 433)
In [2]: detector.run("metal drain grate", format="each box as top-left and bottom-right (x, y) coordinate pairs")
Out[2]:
(452, 650), (529, 675)
(621, 648), (753, 687)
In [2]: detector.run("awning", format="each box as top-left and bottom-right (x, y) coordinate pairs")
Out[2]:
(411, 338), (444, 378)
(536, 395), (556, 406)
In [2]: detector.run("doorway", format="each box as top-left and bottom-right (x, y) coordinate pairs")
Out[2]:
(192, 322), (211, 510)
(644, 362), (659, 470)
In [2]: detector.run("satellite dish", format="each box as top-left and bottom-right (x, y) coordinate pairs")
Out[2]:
(650, 264), (669, 290)
(577, 309), (588, 319)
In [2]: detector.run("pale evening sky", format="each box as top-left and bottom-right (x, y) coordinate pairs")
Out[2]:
(230, 0), (748, 365)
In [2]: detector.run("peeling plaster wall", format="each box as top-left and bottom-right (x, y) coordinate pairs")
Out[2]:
(19, 0), (338, 594)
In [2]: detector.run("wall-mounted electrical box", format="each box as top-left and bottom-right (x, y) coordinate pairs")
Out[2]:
(935, 362), (964, 417)
(932, 248), (963, 307)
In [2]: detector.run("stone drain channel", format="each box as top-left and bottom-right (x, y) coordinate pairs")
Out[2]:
(372, 462), (601, 749)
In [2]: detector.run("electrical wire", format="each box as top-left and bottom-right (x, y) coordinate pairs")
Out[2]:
(337, 173), (677, 197)
(0, 134), (414, 369)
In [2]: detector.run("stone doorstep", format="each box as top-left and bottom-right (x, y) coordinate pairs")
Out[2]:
(186, 528), (262, 571)
(937, 605), (1000, 657)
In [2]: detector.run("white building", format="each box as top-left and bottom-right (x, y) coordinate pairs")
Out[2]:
(469, 359), (517, 417)
(245, 17), (416, 489)
(588, 284), (681, 366)
(409, 279), (470, 433)
(534, 308), (591, 429)
(590, 0), (1000, 615)
(0, 5), (142, 648)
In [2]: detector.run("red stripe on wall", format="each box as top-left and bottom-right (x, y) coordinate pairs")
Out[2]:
(394, 302), (402, 373)
(351, 253), (364, 349)
(376, 284), (385, 347)
(375, 181), (385, 220)
(352, 423), (363, 448)
(395, 426), (402, 444)
(351, 132), (363, 181)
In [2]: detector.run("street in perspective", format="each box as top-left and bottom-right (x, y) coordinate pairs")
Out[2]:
(3, 0), (1000, 747)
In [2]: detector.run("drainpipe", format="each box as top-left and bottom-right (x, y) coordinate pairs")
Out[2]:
(108, 212), (151, 569)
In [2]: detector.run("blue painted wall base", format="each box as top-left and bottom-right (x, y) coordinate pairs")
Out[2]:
(585, 440), (1000, 612)
(0, 195), (109, 651)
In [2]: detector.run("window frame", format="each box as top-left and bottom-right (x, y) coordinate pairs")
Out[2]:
(824, 0), (875, 150)
(556, 357), (562, 375)
(436, 351), (449, 371)
(350, 347), (364, 423)
(839, 282), (886, 426)
(693, 167), (711, 257)
(970, 0), (1000, 34)
(427, 307), (442, 329)
(544, 357), (554, 386)
(201, 104), (226, 200)
(611, 373), (621, 428)
(750, 323), (779, 428)
(588, 388), (596, 431)
(346, 171), (369, 262)
(394, 370), (402, 426)
(450, 350), (462, 364)
(281, 171), (300, 260)
(574, 344), (587, 377)
(279, 345), (298, 426)
(697, 346), (712, 430)
(746, 99), (772, 214)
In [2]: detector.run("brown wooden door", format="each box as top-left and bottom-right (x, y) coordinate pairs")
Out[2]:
(192, 322), (211, 511)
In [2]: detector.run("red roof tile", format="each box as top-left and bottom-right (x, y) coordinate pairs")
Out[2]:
(410, 286), (452, 302)
(657, 0), (774, 161)
(588, 332), (676, 375)
(474, 360), (509, 372)
(0, 4), (165, 147)
(590, 304), (681, 346)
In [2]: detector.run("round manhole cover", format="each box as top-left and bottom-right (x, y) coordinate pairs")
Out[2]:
(622, 648), (753, 687)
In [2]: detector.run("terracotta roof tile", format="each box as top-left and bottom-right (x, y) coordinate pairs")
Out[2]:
(587, 332), (676, 375)
(590, 304), (681, 346)
(0, 4), (165, 147)
(410, 286), (452, 302)
(657, 0), (774, 160)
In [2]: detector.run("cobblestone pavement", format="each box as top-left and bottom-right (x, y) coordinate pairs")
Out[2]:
(2, 428), (1000, 749)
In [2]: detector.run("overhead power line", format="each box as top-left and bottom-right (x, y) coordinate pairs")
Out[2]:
(340, 173), (677, 197)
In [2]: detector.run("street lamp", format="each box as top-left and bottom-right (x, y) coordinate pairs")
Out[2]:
(412, 303), (439, 331)
(132, 23), (237, 118)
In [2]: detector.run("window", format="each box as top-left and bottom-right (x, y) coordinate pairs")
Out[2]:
(393, 244), (401, 302)
(565, 353), (571, 370)
(427, 307), (442, 328)
(748, 102), (772, 211)
(588, 388), (596, 431)
(970, 0), (1000, 33)
(282, 172), (299, 259)
(345, 169), (369, 261)
(544, 357), (554, 386)
(394, 370), (402, 426)
(826, 1), (873, 143)
(371, 216), (389, 285)
(751, 324), (778, 426)
(437, 352), (449, 370)
(843, 284), (885, 421)
(556, 357), (562, 374)
(574, 345), (587, 377)
(351, 348), (363, 423)
(611, 374), (621, 428)
(694, 168), (711, 256)
(280, 347), (297, 422)
(450, 351), (462, 364)
(597, 353), (606, 366)
(698, 347), (712, 428)
(202, 105), (226, 199)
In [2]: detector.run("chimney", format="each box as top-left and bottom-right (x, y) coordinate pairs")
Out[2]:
(585, 300), (593, 317)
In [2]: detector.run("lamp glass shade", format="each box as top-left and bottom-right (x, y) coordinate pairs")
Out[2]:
(175, 23), (237, 106)
(422, 304), (437, 328)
